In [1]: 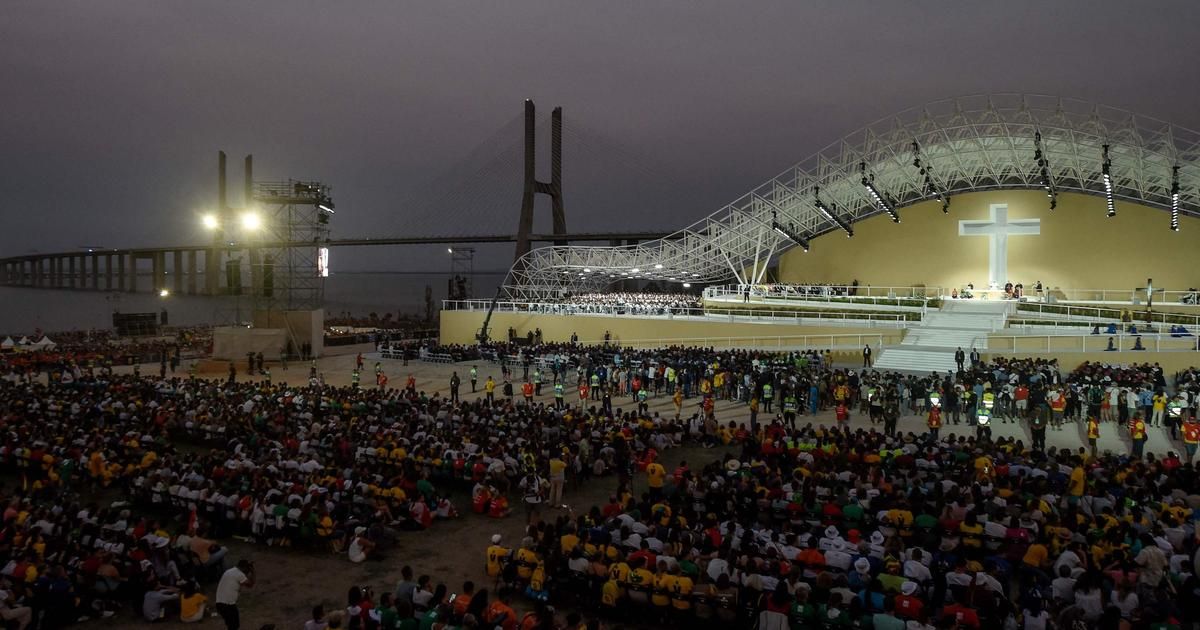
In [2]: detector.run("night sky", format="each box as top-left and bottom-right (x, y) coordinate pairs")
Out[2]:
(3, 1), (1199, 271)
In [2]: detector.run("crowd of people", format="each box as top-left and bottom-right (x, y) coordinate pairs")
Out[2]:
(481, 426), (1198, 630)
(0, 324), (1199, 628)
(506, 293), (702, 317)
(0, 327), (210, 376)
(745, 282), (862, 300)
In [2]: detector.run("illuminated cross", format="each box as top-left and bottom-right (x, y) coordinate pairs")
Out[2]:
(958, 204), (1040, 287)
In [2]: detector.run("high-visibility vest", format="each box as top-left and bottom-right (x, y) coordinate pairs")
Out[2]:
(1184, 421), (1200, 444)
(982, 392), (995, 410)
(762, 384), (773, 398)
(1131, 420), (1147, 440)
(554, 383), (564, 397)
(783, 396), (798, 411)
(1087, 419), (1100, 439)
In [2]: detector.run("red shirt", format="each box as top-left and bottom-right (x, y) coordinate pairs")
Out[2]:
(942, 603), (980, 628)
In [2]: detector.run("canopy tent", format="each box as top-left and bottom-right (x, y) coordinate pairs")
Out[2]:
(0, 337), (13, 349)
(29, 336), (56, 350)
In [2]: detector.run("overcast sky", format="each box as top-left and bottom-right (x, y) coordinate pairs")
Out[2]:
(3, 1), (1199, 270)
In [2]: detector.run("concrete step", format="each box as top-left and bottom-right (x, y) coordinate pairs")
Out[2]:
(872, 348), (960, 374)
(922, 312), (1002, 330)
(901, 328), (982, 349)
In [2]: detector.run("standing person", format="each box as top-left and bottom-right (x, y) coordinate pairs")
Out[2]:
(954, 347), (966, 372)
(522, 380), (534, 406)
(1182, 415), (1200, 463)
(548, 453), (566, 509)
(449, 372), (460, 404)
(215, 560), (255, 630)
(484, 376), (496, 404)
(520, 469), (547, 524)
(1130, 414), (1148, 459)
(926, 403), (941, 440)
(969, 347), (980, 367)
(1086, 416), (1100, 458)
(862, 344), (872, 368)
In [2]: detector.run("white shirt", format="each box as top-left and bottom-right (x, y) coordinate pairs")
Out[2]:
(215, 567), (248, 605)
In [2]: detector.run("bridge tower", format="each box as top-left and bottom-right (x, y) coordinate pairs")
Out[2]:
(514, 100), (566, 261)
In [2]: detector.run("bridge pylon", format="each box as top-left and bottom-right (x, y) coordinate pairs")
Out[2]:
(514, 100), (566, 261)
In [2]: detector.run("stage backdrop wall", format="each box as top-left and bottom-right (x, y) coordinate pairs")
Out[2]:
(778, 190), (1199, 292)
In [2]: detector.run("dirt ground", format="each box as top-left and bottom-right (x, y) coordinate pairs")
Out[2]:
(108, 350), (1137, 628)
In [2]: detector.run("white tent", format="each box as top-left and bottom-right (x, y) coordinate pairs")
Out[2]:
(16, 337), (29, 346)
(0, 337), (13, 349)
(29, 336), (56, 350)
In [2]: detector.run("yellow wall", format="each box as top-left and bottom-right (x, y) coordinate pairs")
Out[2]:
(440, 310), (903, 350)
(780, 191), (1198, 292)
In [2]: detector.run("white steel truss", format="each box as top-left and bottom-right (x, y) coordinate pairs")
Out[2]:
(504, 94), (1200, 299)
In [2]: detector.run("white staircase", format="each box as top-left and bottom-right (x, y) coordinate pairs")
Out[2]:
(872, 300), (1011, 373)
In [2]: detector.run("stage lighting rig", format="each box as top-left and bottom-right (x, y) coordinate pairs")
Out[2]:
(860, 162), (899, 223)
(1034, 131), (1057, 210)
(812, 186), (854, 238)
(1102, 144), (1116, 217)
(771, 211), (810, 252)
(1171, 165), (1180, 231)
(911, 141), (950, 213)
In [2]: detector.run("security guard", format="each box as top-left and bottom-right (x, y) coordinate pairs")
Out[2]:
(761, 382), (774, 413)
(554, 381), (565, 409)
(782, 392), (798, 429)
(351, 369), (360, 389)
(533, 368), (543, 395)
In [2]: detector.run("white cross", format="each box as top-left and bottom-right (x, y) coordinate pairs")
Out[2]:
(958, 204), (1040, 287)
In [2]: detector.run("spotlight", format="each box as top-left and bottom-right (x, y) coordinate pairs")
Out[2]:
(812, 186), (854, 238)
(771, 216), (810, 252)
(158, 289), (170, 298)
(241, 212), (262, 231)
(1171, 165), (1180, 231)
(201, 214), (219, 230)
(683, 283), (692, 288)
(860, 162), (899, 223)
(1102, 144), (1115, 217)
(654, 264), (663, 269)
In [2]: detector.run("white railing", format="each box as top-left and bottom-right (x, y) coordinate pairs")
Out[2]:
(702, 307), (910, 325)
(1014, 302), (1200, 326)
(573, 332), (896, 351)
(442, 300), (914, 326)
(442, 299), (703, 317)
(987, 332), (1199, 353)
(704, 284), (940, 302)
(1034, 287), (1200, 305)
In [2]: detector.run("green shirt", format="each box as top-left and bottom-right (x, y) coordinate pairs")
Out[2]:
(378, 606), (400, 630)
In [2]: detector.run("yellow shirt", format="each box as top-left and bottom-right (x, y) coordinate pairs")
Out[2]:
(560, 533), (580, 555)
(670, 575), (694, 609)
(180, 593), (207, 620)
(486, 545), (511, 577)
(1068, 467), (1085, 496)
(646, 463), (666, 488)
(652, 574), (674, 606)
(601, 579), (621, 606)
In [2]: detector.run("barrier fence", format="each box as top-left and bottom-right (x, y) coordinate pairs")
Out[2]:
(986, 332), (1199, 353)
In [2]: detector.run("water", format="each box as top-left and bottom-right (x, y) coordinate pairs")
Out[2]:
(0, 272), (504, 334)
